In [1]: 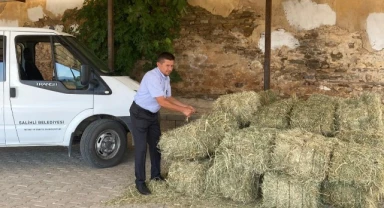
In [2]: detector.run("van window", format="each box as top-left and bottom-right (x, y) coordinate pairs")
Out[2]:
(53, 43), (84, 90)
(15, 35), (87, 90)
(0, 36), (5, 82)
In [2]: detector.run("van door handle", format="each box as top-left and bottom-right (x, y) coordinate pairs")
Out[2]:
(10, 88), (16, 98)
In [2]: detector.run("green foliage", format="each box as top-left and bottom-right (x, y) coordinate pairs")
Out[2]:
(68, 0), (186, 81)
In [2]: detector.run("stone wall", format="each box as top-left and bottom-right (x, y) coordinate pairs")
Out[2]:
(171, 2), (384, 99)
(171, 6), (263, 97)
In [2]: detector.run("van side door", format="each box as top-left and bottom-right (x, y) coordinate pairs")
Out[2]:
(9, 32), (93, 145)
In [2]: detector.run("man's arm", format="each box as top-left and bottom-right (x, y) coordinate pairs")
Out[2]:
(166, 96), (196, 113)
(155, 96), (194, 117)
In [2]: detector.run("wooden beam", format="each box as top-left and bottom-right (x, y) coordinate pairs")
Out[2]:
(263, 0), (272, 90)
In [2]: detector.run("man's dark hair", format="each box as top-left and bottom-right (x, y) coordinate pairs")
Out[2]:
(157, 52), (175, 63)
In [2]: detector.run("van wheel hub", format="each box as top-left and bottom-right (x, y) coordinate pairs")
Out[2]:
(95, 130), (121, 160)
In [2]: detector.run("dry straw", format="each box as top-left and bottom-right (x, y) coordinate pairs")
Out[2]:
(216, 126), (277, 173)
(206, 154), (261, 203)
(212, 91), (261, 126)
(336, 130), (384, 146)
(159, 110), (238, 161)
(257, 89), (280, 106)
(107, 180), (262, 208)
(290, 94), (337, 136)
(336, 92), (383, 132)
(322, 181), (380, 208)
(167, 160), (211, 197)
(262, 172), (321, 208)
(205, 127), (277, 203)
(271, 129), (335, 182)
(252, 98), (296, 129)
(328, 140), (384, 192)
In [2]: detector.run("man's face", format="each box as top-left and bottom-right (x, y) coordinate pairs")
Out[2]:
(157, 59), (174, 76)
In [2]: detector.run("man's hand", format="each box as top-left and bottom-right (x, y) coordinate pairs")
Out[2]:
(156, 96), (196, 118)
(188, 105), (196, 113)
(182, 107), (194, 117)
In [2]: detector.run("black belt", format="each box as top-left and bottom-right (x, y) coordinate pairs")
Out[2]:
(133, 101), (157, 115)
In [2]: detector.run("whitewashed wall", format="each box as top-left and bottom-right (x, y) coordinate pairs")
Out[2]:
(0, 0), (83, 28)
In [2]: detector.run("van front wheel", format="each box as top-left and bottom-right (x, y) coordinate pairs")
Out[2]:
(80, 119), (127, 168)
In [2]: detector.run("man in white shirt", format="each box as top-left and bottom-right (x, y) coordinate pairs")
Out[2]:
(130, 52), (195, 195)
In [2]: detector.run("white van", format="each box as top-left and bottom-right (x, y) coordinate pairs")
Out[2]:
(0, 27), (139, 168)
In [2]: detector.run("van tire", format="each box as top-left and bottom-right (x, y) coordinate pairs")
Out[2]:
(80, 119), (127, 168)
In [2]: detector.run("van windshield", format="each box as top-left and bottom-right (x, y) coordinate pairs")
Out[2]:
(63, 36), (111, 75)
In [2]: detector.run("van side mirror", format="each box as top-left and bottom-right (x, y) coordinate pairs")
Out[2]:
(80, 65), (90, 86)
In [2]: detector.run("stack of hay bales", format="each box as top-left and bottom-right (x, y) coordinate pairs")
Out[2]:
(323, 141), (384, 208)
(159, 91), (261, 197)
(319, 92), (384, 207)
(159, 111), (238, 197)
(263, 129), (335, 208)
(206, 127), (277, 203)
(155, 90), (384, 208)
(290, 94), (338, 136)
(324, 142), (384, 207)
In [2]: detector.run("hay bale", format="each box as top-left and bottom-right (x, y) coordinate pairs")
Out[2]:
(212, 91), (261, 126)
(206, 154), (261, 203)
(322, 181), (380, 208)
(216, 126), (277, 173)
(336, 130), (384, 146)
(262, 172), (321, 208)
(336, 92), (383, 132)
(159, 111), (238, 160)
(328, 141), (384, 191)
(271, 129), (335, 181)
(205, 127), (276, 203)
(258, 89), (280, 106)
(252, 98), (295, 129)
(167, 160), (211, 197)
(290, 94), (337, 136)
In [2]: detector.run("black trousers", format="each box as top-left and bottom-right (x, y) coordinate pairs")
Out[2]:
(129, 102), (161, 185)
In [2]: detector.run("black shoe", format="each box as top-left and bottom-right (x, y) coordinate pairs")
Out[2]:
(136, 183), (151, 195)
(151, 176), (165, 181)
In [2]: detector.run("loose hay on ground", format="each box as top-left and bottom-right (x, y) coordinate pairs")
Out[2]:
(328, 141), (384, 192)
(251, 98), (296, 129)
(159, 111), (238, 161)
(205, 127), (277, 203)
(336, 92), (383, 132)
(106, 180), (170, 206)
(290, 94), (337, 136)
(262, 172), (321, 208)
(212, 91), (261, 126)
(322, 181), (380, 208)
(167, 160), (211, 197)
(107, 181), (262, 208)
(271, 129), (335, 181)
